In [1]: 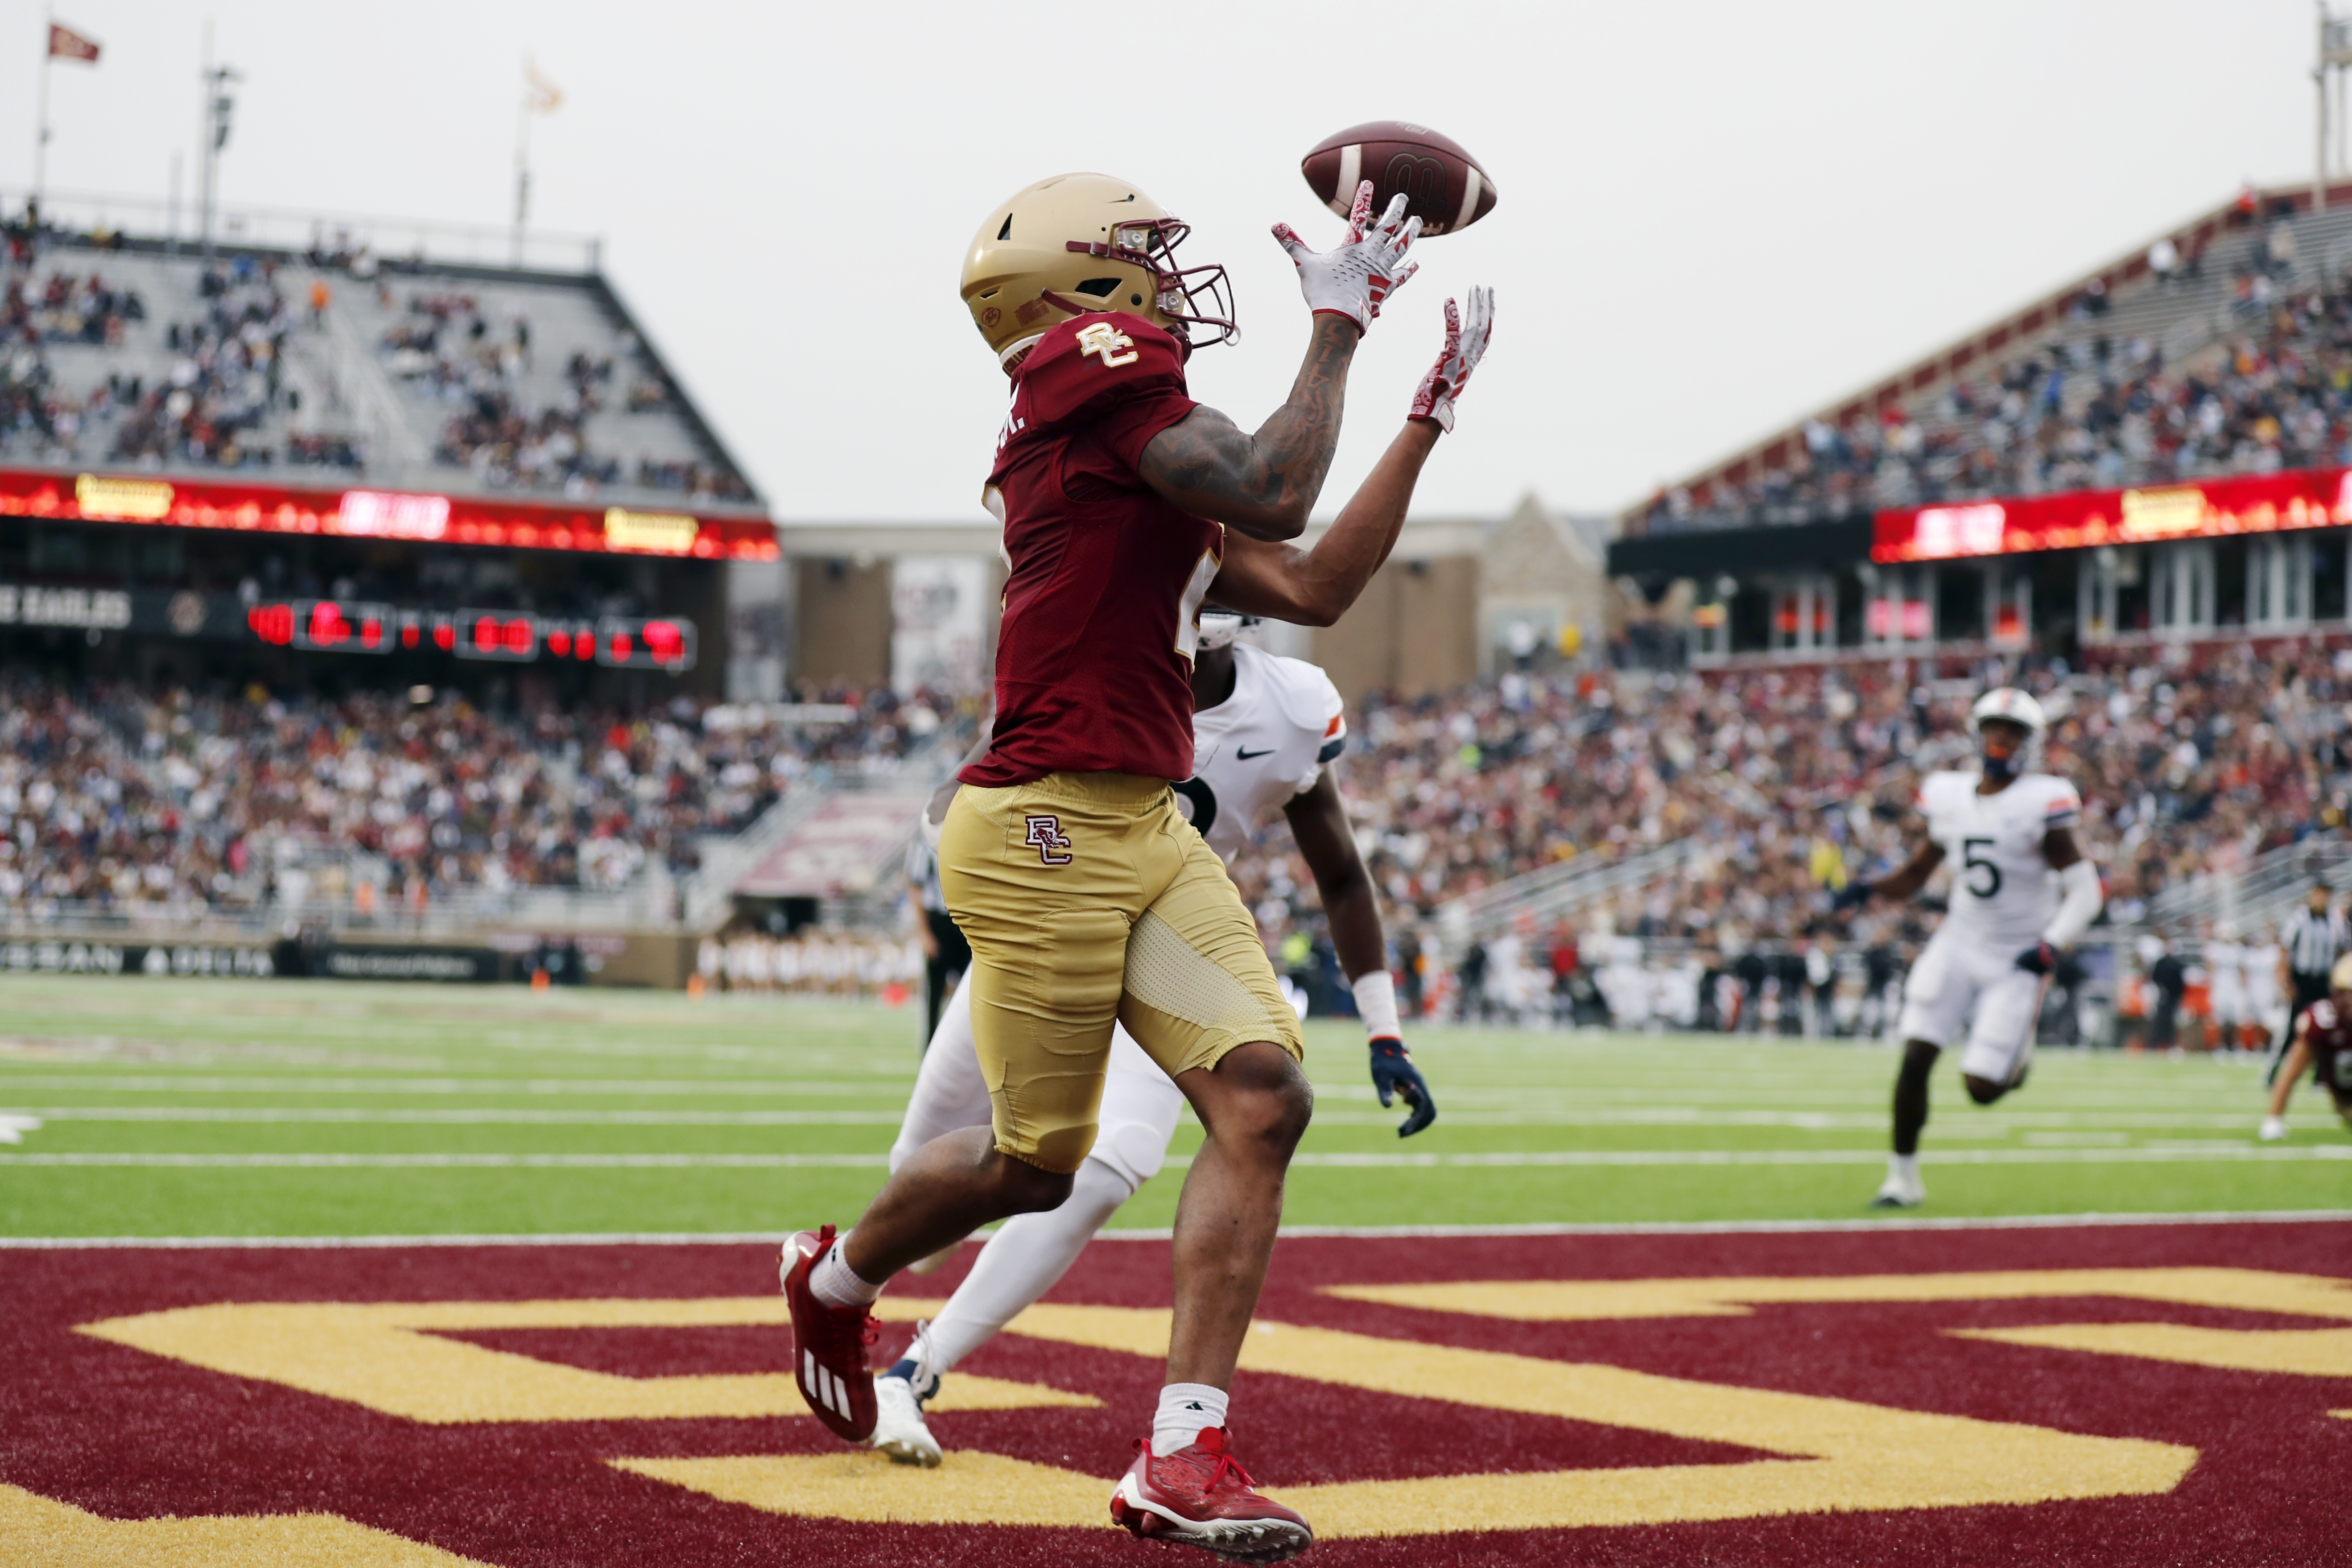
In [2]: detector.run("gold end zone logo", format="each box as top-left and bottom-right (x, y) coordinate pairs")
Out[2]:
(68, 1266), (2352, 1541)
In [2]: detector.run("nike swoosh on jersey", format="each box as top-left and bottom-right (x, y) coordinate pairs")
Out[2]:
(1234, 746), (1275, 759)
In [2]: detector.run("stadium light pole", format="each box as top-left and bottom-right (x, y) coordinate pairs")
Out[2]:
(2321, 4), (2352, 211)
(197, 23), (239, 261)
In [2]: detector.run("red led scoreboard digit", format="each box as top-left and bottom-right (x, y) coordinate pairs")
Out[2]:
(247, 600), (394, 652)
(242, 600), (690, 670)
(596, 615), (696, 671)
(455, 609), (540, 662)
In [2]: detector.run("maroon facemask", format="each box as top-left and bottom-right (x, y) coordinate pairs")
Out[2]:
(1055, 215), (1237, 354)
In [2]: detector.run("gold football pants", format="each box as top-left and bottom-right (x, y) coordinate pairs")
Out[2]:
(936, 771), (1303, 1174)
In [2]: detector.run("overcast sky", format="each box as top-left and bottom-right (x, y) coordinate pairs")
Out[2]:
(0, 1), (2327, 523)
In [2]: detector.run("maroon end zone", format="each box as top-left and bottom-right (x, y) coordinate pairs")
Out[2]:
(2, 1221), (2346, 1566)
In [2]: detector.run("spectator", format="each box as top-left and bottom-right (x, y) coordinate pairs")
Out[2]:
(1634, 221), (2352, 535)
(0, 675), (977, 920)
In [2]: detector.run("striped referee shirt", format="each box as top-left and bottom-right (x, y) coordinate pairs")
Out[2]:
(2283, 905), (2349, 977)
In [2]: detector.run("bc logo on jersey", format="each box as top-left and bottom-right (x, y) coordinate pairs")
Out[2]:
(1075, 321), (1138, 367)
(1023, 814), (1073, 866)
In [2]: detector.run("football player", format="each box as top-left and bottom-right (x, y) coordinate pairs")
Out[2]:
(781, 170), (1490, 1562)
(2259, 953), (2352, 1139)
(871, 607), (1436, 1469)
(1834, 689), (2104, 1208)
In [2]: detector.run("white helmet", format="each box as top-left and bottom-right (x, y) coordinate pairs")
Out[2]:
(1970, 687), (2047, 780)
(1196, 611), (1259, 651)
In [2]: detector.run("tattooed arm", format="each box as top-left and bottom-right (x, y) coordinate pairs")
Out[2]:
(1136, 314), (1358, 542)
(1206, 421), (1436, 626)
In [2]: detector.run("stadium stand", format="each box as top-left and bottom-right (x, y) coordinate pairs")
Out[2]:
(0, 675), (974, 925)
(0, 223), (751, 508)
(1633, 188), (2352, 533)
(1221, 644), (2345, 1030)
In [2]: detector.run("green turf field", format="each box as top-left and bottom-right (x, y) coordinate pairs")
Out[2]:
(0, 977), (2342, 1238)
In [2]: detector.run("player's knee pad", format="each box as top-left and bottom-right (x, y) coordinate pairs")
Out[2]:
(1070, 1154), (1143, 1218)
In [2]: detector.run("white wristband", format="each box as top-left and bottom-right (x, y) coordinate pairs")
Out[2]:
(1352, 969), (1401, 1039)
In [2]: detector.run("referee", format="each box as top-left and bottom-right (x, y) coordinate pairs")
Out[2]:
(2276, 880), (2348, 1082)
(906, 832), (970, 1050)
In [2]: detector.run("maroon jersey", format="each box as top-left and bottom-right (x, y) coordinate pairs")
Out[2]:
(961, 312), (1222, 788)
(2304, 997), (2352, 1094)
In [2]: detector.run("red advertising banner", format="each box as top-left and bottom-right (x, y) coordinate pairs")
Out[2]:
(0, 467), (780, 561)
(1872, 466), (2352, 563)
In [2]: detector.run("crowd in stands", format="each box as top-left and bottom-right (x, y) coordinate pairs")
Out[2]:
(0, 252), (350, 473)
(1638, 223), (2352, 533)
(108, 257), (304, 470)
(4, 266), (147, 345)
(386, 294), (755, 502)
(1, 266), (147, 464)
(0, 214), (755, 502)
(1228, 642), (2349, 1027)
(0, 677), (975, 922)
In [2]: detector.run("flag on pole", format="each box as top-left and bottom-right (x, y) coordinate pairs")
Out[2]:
(47, 23), (101, 63)
(524, 64), (563, 114)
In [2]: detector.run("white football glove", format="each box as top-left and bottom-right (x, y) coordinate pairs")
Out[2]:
(1408, 286), (1494, 434)
(2259, 1115), (2288, 1141)
(1272, 180), (1419, 335)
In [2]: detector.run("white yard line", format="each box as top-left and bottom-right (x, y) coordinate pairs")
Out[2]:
(0, 1105), (2287, 1131)
(0, 1075), (909, 1097)
(1, 1147), (2342, 1169)
(2, 1210), (2345, 1248)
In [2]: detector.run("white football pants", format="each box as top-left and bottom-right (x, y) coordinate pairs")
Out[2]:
(888, 976), (1188, 1374)
(1895, 927), (2046, 1083)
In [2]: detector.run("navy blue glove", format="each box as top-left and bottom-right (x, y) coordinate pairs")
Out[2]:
(2014, 941), (2057, 975)
(1830, 879), (1874, 913)
(1369, 1037), (1436, 1137)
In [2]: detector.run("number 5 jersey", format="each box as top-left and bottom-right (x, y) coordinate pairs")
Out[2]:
(962, 310), (1222, 788)
(1914, 770), (2084, 949)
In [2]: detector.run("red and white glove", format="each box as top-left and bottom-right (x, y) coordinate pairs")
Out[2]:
(1272, 179), (1420, 335)
(1408, 286), (1494, 433)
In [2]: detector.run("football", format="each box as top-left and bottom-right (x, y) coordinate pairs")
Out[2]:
(1300, 120), (1498, 236)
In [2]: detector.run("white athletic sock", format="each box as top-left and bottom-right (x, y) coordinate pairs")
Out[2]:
(809, 1233), (883, 1309)
(1153, 1382), (1229, 1455)
(923, 1157), (1135, 1372)
(1888, 1153), (1920, 1187)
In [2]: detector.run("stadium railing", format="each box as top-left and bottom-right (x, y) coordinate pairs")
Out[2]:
(1433, 838), (1700, 959)
(2141, 836), (2352, 941)
(4, 186), (602, 274)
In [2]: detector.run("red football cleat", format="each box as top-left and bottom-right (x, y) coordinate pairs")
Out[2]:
(1109, 1427), (1312, 1562)
(780, 1226), (879, 1441)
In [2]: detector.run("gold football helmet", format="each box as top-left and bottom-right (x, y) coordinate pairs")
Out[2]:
(960, 173), (1236, 370)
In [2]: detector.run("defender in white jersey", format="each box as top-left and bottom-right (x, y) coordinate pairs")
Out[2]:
(1835, 688), (2104, 1208)
(870, 615), (1435, 1466)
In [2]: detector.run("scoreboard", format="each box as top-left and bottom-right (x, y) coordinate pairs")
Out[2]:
(246, 599), (696, 671)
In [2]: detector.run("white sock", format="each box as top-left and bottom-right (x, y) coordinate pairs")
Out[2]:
(1153, 1383), (1229, 1455)
(1888, 1153), (1920, 1186)
(924, 1156), (1135, 1372)
(809, 1233), (883, 1309)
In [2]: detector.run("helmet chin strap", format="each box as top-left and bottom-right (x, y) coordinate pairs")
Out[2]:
(1981, 744), (2022, 782)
